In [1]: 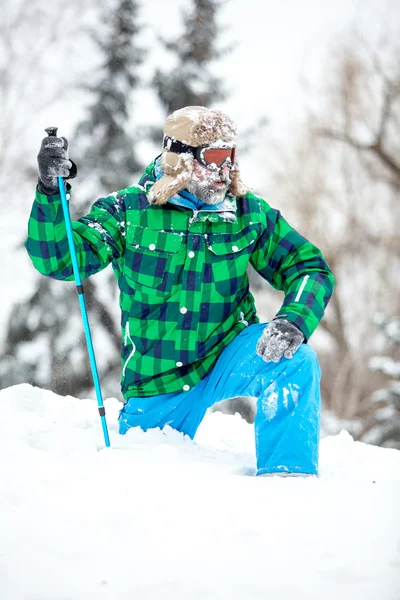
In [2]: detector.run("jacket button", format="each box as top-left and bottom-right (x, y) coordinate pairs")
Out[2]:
(188, 251), (195, 258)
(232, 245), (239, 252)
(180, 307), (187, 314)
(149, 243), (156, 251)
(176, 361), (183, 367)
(183, 384), (190, 391)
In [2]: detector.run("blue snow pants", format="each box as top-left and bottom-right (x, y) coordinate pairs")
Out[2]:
(119, 323), (321, 475)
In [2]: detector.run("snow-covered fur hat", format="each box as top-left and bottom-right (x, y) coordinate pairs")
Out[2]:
(148, 106), (248, 205)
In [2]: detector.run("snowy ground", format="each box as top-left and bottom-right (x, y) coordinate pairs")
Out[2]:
(1, 384), (399, 600)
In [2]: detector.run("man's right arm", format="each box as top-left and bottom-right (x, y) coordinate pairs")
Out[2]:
(26, 132), (126, 281)
(25, 187), (126, 281)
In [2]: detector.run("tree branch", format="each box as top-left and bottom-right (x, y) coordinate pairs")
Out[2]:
(316, 127), (400, 179)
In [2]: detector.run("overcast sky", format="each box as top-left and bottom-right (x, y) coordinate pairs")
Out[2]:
(217, 0), (398, 128)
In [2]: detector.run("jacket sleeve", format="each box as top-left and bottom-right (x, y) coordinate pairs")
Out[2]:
(25, 187), (126, 281)
(250, 201), (335, 341)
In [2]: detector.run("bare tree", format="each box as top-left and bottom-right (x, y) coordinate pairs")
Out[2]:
(263, 31), (400, 442)
(316, 36), (400, 189)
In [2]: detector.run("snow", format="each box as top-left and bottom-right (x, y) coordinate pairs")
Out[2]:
(369, 356), (400, 378)
(1, 384), (399, 600)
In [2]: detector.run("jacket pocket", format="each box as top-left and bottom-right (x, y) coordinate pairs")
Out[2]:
(207, 230), (257, 298)
(123, 226), (183, 292)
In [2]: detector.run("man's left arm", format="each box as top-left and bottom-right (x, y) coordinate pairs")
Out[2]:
(250, 205), (335, 342)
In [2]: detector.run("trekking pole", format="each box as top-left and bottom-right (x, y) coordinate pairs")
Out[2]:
(45, 127), (110, 447)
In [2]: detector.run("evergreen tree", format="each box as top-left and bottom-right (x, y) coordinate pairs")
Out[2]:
(74, 0), (144, 203)
(0, 0), (145, 400)
(367, 316), (400, 448)
(153, 0), (225, 115)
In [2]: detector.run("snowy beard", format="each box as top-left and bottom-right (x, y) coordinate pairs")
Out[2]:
(186, 170), (231, 205)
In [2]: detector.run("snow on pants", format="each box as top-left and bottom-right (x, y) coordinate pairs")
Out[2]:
(119, 322), (321, 475)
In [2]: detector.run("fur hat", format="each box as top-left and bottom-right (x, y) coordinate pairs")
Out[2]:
(148, 106), (248, 205)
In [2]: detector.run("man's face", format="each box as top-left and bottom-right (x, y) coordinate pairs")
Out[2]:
(187, 160), (231, 205)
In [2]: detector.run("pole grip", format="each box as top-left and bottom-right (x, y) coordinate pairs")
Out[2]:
(45, 127), (58, 137)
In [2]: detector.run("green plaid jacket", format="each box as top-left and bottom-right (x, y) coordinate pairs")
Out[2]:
(26, 161), (335, 398)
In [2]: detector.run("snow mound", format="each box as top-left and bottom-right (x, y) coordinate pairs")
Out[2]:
(1, 383), (399, 600)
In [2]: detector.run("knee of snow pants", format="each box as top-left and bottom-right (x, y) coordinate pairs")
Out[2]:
(251, 343), (321, 476)
(119, 323), (321, 476)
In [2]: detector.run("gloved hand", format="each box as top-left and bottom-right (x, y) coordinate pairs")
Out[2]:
(37, 136), (77, 195)
(256, 319), (305, 363)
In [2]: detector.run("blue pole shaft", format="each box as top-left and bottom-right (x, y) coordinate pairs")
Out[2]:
(57, 176), (110, 447)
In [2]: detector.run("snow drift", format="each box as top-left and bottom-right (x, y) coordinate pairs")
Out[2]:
(0, 383), (399, 600)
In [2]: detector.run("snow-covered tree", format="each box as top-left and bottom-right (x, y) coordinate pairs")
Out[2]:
(153, 0), (225, 115)
(0, 0), (145, 400)
(365, 316), (400, 448)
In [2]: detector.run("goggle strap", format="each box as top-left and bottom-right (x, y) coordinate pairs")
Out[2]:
(162, 135), (196, 157)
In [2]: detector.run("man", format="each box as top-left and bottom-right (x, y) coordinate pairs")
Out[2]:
(26, 106), (335, 476)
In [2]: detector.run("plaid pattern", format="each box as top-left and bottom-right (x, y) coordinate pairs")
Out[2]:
(26, 160), (335, 398)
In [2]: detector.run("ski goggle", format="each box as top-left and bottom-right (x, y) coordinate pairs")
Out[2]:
(195, 146), (236, 170)
(163, 135), (236, 170)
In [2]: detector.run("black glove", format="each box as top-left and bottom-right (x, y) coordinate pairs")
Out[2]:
(37, 136), (77, 195)
(256, 319), (305, 363)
